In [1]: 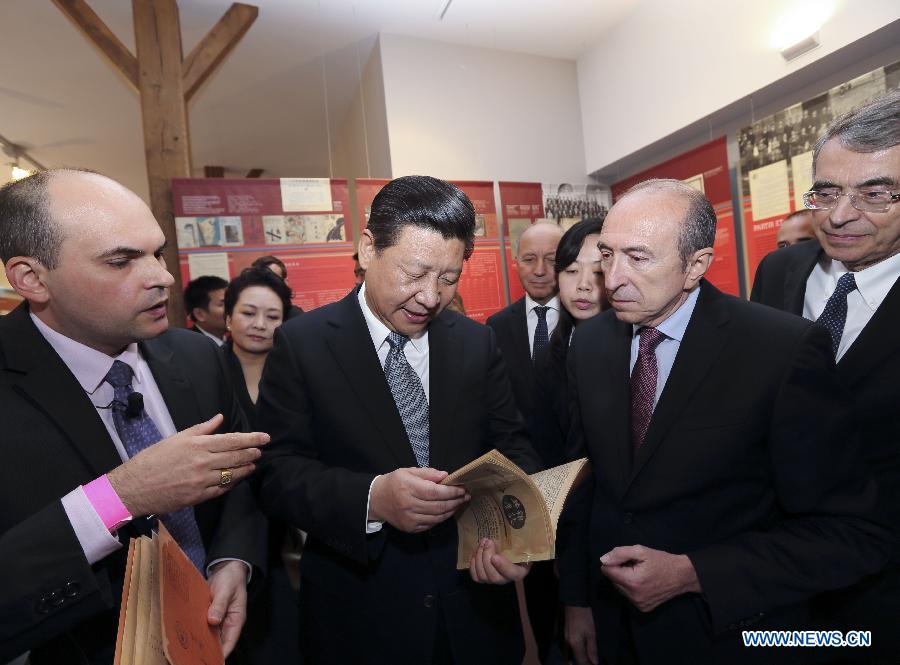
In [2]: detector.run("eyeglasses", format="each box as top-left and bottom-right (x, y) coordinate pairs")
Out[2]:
(803, 189), (900, 213)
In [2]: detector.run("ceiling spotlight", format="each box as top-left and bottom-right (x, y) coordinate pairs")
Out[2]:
(780, 32), (820, 62)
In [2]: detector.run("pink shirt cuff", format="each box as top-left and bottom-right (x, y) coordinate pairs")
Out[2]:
(82, 475), (132, 532)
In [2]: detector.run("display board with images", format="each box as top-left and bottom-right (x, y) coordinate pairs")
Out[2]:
(738, 60), (900, 283)
(172, 177), (356, 312)
(498, 181), (546, 303)
(612, 136), (741, 297)
(354, 178), (507, 323)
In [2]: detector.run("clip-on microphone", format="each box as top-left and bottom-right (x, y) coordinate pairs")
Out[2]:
(125, 392), (144, 418)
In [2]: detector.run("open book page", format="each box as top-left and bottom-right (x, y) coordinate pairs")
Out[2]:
(443, 450), (553, 569)
(529, 458), (590, 530)
(114, 540), (137, 665)
(134, 535), (166, 665)
(119, 539), (142, 664)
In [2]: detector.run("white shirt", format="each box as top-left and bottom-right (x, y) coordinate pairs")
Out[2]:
(194, 325), (225, 347)
(33, 314), (249, 578)
(803, 252), (900, 361)
(358, 283), (430, 399)
(630, 287), (701, 409)
(358, 283), (431, 532)
(525, 294), (561, 357)
(32, 313), (177, 566)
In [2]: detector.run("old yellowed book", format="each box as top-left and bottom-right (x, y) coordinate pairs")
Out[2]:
(114, 525), (223, 665)
(442, 450), (589, 569)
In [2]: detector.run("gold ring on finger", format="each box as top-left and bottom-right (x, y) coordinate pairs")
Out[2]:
(219, 468), (234, 487)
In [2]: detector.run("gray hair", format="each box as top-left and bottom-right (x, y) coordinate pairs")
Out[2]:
(813, 88), (900, 174)
(621, 178), (717, 268)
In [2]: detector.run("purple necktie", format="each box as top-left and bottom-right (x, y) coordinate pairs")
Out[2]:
(105, 360), (207, 572)
(630, 328), (666, 455)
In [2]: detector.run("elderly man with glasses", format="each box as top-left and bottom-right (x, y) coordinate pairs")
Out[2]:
(751, 88), (900, 665)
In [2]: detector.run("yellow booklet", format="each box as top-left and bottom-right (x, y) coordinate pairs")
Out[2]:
(442, 450), (590, 569)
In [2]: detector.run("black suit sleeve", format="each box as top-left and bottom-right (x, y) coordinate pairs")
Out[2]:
(0, 502), (116, 660)
(483, 325), (541, 474)
(556, 340), (593, 608)
(749, 250), (772, 303)
(687, 324), (891, 632)
(202, 336), (268, 574)
(255, 327), (376, 566)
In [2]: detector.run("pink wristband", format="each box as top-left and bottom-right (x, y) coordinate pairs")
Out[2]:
(83, 475), (132, 533)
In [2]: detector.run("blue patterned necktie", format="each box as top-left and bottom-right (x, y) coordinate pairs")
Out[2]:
(532, 305), (550, 361)
(104, 360), (207, 572)
(383, 332), (430, 467)
(816, 272), (857, 357)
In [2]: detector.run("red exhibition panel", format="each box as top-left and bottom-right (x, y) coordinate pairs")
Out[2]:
(611, 137), (741, 297)
(352, 178), (508, 321)
(172, 178), (353, 312)
(498, 181), (545, 304)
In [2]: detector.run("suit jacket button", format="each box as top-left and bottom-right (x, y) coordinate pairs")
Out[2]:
(64, 582), (80, 598)
(423, 594), (435, 608)
(623, 512), (634, 525)
(36, 598), (49, 614)
(49, 589), (64, 607)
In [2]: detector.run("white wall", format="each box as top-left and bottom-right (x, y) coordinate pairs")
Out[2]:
(379, 34), (589, 183)
(332, 38), (391, 180)
(578, 0), (900, 174)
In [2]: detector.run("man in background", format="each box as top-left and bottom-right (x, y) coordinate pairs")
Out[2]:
(751, 89), (900, 664)
(0, 169), (268, 664)
(775, 209), (815, 249)
(184, 275), (228, 346)
(251, 255), (303, 318)
(486, 220), (564, 662)
(352, 251), (366, 285)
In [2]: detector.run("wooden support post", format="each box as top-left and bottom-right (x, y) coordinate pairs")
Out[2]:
(183, 3), (258, 102)
(53, 1), (258, 327)
(132, 0), (191, 327)
(51, 0), (139, 91)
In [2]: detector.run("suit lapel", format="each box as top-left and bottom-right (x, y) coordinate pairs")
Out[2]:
(141, 334), (201, 431)
(783, 242), (822, 315)
(838, 274), (900, 386)
(628, 283), (729, 489)
(510, 298), (533, 370)
(427, 313), (462, 472)
(325, 292), (418, 468)
(605, 318), (634, 498)
(1, 305), (121, 476)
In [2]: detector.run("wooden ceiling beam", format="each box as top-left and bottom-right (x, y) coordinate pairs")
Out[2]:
(51, 0), (139, 92)
(182, 3), (258, 102)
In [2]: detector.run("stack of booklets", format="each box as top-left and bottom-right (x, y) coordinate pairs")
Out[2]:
(114, 523), (223, 665)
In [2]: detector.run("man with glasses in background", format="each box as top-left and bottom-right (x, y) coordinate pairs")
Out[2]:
(751, 88), (900, 664)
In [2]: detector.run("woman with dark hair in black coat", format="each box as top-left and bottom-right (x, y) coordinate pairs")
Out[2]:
(531, 216), (607, 467)
(524, 217), (607, 664)
(220, 267), (302, 665)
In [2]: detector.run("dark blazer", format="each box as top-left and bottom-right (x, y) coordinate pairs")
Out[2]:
(531, 313), (577, 469)
(486, 297), (535, 419)
(559, 282), (889, 665)
(0, 304), (265, 665)
(255, 289), (540, 665)
(222, 341), (257, 425)
(751, 240), (900, 562)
